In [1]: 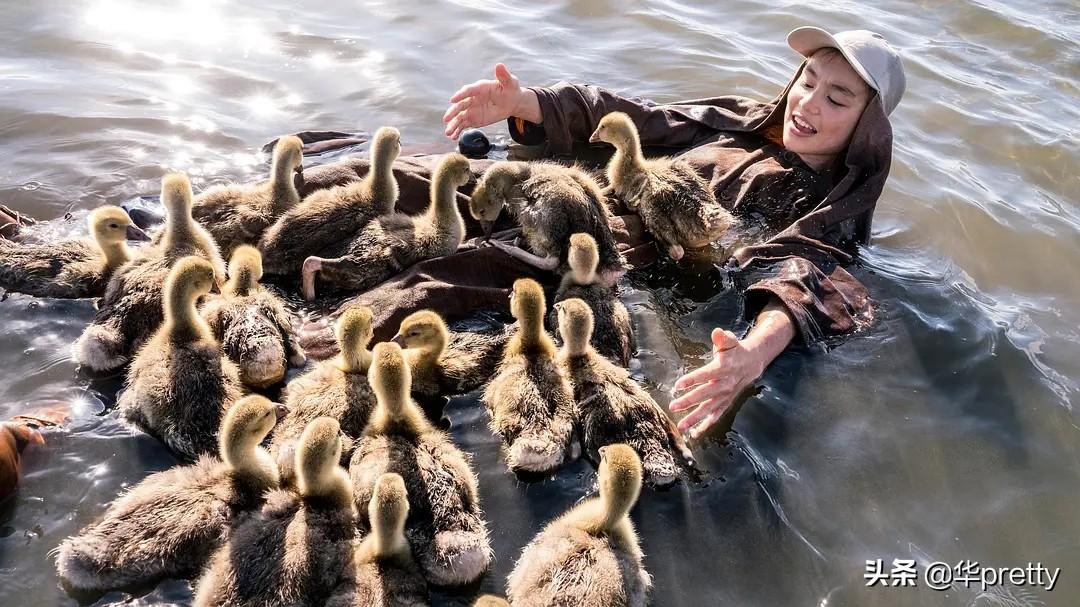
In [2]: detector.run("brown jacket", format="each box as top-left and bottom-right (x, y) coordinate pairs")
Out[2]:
(513, 67), (892, 344)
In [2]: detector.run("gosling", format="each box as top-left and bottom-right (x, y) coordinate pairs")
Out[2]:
(193, 417), (357, 606)
(200, 245), (306, 389)
(73, 173), (226, 371)
(469, 161), (624, 283)
(506, 444), (651, 607)
(557, 298), (690, 486)
(0, 206), (147, 299)
(270, 306), (378, 472)
(300, 152), (470, 301)
(55, 395), (285, 591)
(350, 341), (491, 586)
(590, 111), (734, 260)
(324, 473), (429, 606)
(393, 309), (506, 397)
(259, 127), (401, 278)
(190, 134), (304, 257)
(483, 278), (578, 474)
(117, 256), (244, 460)
(547, 232), (636, 366)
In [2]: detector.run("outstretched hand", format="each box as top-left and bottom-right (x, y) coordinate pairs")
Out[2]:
(669, 328), (764, 439)
(443, 63), (525, 140)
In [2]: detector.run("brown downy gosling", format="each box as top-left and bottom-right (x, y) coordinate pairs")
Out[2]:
(194, 417), (357, 607)
(300, 152), (471, 301)
(200, 245), (306, 389)
(350, 342), (491, 586)
(547, 232), (636, 366)
(557, 298), (691, 487)
(270, 305), (377, 478)
(0, 205), (148, 299)
(590, 111), (734, 260)
(190, 135), (304, 257)
(469, 160), (625, 283)
(324, 473), (429, 607)
(483, 278), (578, 474)
(473, 596), (510, 607)
(393, 309), (506, 397)
(506, 444), (651, 607)
(259, 126), (402, 278)
(55, 395), (286, 592)
(73, 173), (226, 371)
(117, 256), (244, 460)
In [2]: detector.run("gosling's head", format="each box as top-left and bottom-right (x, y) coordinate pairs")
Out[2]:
(588, 111), (638, 147)
(598, 443), (643, 517)
(435, 153), (472, 189)
(218, 394), (288, 466)
(474, 596), (511, 607)
(296, 417), (349, 501)
(394, 310), (447, 353)
(225, 245), (263, 294)
(369, 341), (411, 414)
(567, 233), (600, 285)
(273, 135), (305, 176)
(469, 162), (525, 223)
(369, 472), (409, 548)
(510, 278), (546, 324)
(160, 172), (195, 219)
(87, 206), (136, 245)
(371, 127), (402, 166)
(555, 297), (593, 354)
(166, 255), (216, 302)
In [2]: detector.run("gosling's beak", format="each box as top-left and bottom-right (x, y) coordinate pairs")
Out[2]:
(274, 403), (289, 421)
(293, 169), (305, 191)
(126, 224), (151, 242)
(588, 129), (602, 144)
(480, 220), (494, 240)
(390, 333), (406, 347)
(598, 445), (608, 459)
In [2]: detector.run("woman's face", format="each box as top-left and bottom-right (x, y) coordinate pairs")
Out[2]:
(783, 49), (871, 171)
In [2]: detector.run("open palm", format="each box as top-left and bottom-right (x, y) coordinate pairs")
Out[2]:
(443, 63), (523, 140)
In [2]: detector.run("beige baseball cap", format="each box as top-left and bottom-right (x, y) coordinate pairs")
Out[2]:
(787, 27), (906, 116)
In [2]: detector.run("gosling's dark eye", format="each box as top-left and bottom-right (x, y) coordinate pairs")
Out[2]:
(109, 223), (118, 229)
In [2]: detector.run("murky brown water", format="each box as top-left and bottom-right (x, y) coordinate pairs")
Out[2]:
(1, 0), (1078, 605)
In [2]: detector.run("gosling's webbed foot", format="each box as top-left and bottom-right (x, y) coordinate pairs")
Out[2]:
(301, 256), (322, 302)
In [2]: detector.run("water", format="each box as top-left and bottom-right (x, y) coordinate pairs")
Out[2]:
(1, 0), (1078, 605)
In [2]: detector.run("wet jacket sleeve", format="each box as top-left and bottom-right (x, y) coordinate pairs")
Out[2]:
(731, 170), (882, 345)
(507, 82), (725, 155)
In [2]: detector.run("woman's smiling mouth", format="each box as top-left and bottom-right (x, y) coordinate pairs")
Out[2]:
(790, 113), (818, 136)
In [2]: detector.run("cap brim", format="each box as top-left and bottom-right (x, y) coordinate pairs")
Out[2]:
(787, 26), (880, 94)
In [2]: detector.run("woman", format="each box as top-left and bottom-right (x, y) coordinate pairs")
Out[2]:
(442, 27), (906, 438)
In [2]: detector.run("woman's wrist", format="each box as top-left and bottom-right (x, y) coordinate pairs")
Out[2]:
(511, 88), (543, 124)
(741, 299), (797, 377)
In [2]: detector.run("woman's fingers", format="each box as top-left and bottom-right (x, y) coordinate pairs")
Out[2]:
(672, 357), (724, 393)
(449, 81), (490, 104)
(711, 328), (739, 352)
(442, 97), (471, 124)
(676, 397), (724, 435)
(669, 380), (725, 413)
(689, 406), (728, 440)
(494, 62), (514, 85)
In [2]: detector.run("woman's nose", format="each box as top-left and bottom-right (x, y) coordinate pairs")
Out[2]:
(801, 87), (828, 116)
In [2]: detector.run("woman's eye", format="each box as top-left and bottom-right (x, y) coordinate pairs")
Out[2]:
(827, 96), (846, 107)
(803, 81), (815, 90)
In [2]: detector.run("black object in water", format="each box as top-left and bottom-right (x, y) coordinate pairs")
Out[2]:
(458, 129), (492, 159)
